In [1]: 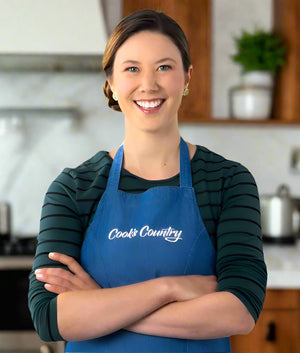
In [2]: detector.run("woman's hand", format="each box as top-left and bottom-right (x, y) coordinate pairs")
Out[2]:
(35, 252), (100, 294)
(170, 275), (218, 302)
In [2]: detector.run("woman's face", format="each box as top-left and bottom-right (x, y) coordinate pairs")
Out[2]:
(108, 30), (192, 134)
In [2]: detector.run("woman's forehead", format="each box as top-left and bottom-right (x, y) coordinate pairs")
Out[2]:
(114, 31), (182, 65)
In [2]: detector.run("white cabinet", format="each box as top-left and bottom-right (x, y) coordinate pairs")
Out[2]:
(0, 0), (107, 55)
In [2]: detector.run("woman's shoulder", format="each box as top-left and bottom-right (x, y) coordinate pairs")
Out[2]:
(65, 150), (112, 176)
(192, 145), (247, 173)
(50, 150), (113, 193)
(192, 145), (258, 197)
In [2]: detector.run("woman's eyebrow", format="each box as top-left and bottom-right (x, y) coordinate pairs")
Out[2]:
(155, 58), (177, 64)
(121, 58), (177, 65)
(121, 60), (140, 65)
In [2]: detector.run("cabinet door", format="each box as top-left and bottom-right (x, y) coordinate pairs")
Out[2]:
(230, 309), (300, 353)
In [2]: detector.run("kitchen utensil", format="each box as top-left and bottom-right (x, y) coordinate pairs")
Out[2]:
(260, 184), (300, 243)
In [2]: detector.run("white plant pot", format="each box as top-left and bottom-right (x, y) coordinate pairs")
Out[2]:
(242, 71), (273, 86)
(230, 71), (274, 120)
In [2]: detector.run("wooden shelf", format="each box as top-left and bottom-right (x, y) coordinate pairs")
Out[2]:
(184, 118), (300, 125)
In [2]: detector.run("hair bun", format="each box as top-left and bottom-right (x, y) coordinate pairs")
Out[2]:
(103, 80), (122, 112)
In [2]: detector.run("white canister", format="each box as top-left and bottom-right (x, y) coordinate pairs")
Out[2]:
(229, 85), (273, 120)
(229, 70), (273, 120)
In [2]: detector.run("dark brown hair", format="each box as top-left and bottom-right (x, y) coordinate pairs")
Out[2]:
(102, 9), (192, 112)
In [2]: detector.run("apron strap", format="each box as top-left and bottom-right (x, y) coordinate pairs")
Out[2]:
(180, 137), (193, 188)
(106, 138), (193, 190)
(106, 144), (124, 190)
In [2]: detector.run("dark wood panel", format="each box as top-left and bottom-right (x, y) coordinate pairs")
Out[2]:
(273, 0), (300, 122)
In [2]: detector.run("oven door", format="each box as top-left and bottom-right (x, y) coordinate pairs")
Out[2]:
(0, 256), (65, 353)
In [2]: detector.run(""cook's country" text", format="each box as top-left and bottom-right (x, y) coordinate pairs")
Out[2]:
(108, 226), (182, 243)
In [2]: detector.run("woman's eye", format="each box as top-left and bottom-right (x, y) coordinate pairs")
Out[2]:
(158, 65), (171, 71)
(126, 67), (139, 72)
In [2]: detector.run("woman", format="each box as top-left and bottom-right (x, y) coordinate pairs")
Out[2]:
(29, 9), (267, 353)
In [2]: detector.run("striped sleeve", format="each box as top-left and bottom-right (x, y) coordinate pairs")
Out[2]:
(28, 170), (83, 341)
(215, 163), (267, 322)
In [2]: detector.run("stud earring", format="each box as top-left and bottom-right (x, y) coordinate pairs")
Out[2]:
(183, 88), (189, 96)
(112, 92), (118, 101)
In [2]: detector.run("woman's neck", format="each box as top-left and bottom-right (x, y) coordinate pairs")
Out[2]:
(122, 130), (181, 180)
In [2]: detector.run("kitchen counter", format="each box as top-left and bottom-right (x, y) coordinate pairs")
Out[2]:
(0, 255), (34, 270)
(264, 239), (300, 288)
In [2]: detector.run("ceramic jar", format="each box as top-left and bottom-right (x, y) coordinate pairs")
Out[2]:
(229, 71), (273, 120)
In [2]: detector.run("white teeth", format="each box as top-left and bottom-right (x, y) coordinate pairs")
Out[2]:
(135, 99), (163, 109)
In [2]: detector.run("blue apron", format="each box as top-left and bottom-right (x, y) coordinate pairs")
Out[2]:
(66, 138), (231, 353)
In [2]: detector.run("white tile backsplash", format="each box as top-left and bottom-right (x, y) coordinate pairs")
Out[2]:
(0, 72), (124, 236)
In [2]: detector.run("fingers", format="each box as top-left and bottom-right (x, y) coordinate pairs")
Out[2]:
(35, 268), (75, 290)
(48, 252), (100, 288)
(44, 283), (70, 295)
(49, 252), (85, 276)
(34, 252), (101, 293)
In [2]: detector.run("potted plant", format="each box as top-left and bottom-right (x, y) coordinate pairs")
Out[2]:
(229, 28), (287, 120)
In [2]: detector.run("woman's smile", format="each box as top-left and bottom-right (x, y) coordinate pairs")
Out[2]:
(134, 99), (166, 114)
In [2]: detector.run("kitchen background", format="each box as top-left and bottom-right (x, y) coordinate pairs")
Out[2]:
(1, 0), (299, 237)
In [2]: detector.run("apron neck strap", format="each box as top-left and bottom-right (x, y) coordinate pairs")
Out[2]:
(106, 144), (124, 190)
(106, 137), (192, 190)
(179, 137), (193, 187)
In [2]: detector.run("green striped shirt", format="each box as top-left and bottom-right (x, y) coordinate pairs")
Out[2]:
(28, 145), (267, 342)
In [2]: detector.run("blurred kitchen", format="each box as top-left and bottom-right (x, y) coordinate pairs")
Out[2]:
(0, 0), (300, 353)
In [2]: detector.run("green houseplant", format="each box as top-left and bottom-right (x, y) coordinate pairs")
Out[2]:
(230, 28), (287, 120)
(232, 28), (286, 74)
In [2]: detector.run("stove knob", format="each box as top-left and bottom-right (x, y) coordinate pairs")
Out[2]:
(40, 344), (53, 353)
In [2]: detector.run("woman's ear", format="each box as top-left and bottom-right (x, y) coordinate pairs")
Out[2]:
(107, 77), (114, 94)
(185, 65), (193, 87)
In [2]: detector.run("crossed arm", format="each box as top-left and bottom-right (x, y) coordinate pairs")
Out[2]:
(35, 252), (255, 342)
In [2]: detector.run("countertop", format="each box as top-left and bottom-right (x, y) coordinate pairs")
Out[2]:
(264, 239), (300, 289)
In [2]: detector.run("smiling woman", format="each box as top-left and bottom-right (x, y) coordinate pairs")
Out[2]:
(106, 30), (191, 135)
(28, 9), (267, 353)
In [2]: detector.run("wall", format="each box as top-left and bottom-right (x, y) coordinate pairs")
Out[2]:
(0, 0), (299, 236)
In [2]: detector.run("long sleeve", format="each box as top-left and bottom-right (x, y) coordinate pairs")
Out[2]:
(215, 163), (267, 321)
(28, 151), (112, 341)
(28, 171), (84, 341)
(191, 146), (267, 322)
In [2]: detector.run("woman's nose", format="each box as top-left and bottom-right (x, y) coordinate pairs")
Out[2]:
(140, 71), (159, 92)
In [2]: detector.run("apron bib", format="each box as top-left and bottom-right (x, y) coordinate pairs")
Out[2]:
(66, 138), (231, 353)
